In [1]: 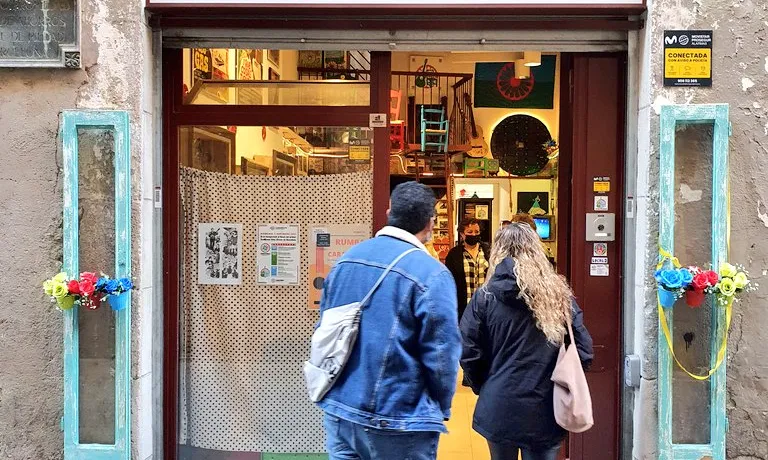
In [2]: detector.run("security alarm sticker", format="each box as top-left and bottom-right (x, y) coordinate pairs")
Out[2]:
(593, 176), (610, 193)
(593, 243), (608, 257)
(663, 30), (713, 87)
(594, 196), (609, 211)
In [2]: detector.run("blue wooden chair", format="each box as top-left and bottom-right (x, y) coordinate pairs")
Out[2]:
(420, 105), (449, 153)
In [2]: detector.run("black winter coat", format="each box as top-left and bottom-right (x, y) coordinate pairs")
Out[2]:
(444, 242), (491, 321)
(459, 257), (593, 450)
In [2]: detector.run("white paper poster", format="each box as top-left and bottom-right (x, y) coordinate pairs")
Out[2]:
(590, 263), (610, 277)
(257, 224), (300, 285)
(198, 223), (243, 285)
(308, 224), (370, 310)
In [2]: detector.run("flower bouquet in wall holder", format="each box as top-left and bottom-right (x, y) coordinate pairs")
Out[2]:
(44, 272), (135, 312)
(710, 262), (757, 307)
(95, 276), (135, 311)
(655, 267), (693, 308)
(684, 266), (719, 308)
(43, 272), (102, 311)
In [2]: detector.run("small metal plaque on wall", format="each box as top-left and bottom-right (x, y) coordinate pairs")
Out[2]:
(0, 0), (80, 68)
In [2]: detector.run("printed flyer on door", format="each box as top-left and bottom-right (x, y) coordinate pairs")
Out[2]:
(308, 224), (370, 310)
(257, 224), (300, 285)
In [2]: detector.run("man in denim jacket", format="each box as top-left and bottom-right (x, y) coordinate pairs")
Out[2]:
(317, 181), (461, 460)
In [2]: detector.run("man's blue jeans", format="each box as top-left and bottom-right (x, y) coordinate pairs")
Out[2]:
(324, 414), (440, 460)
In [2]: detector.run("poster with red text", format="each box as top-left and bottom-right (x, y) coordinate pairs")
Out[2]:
(308, 224), (370, 310)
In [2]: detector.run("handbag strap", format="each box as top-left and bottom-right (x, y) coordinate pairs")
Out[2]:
(360, 248), (420, 308)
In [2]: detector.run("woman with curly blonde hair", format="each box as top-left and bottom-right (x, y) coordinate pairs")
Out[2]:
(460, 223), (593, 460)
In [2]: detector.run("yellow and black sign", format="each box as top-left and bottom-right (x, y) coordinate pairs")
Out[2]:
(663, 30), (713, 87)
(349, 138), (371, 163)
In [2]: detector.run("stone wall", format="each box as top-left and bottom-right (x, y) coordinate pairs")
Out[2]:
(636, 0), (768, 458)
(0, 0), (154, 458)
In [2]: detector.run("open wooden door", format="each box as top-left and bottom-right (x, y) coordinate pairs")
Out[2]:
(558, 53), (626, 460)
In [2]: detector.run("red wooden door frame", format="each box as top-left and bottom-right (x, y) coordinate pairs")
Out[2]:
(162, 47), (626, 460)
(161, 48), (392, 460)
(558, 52), (627, 460)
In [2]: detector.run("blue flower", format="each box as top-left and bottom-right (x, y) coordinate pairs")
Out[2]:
(105, 279), (120, 294)
(657, 269), (683, 289)
(679, 268), (693, 287)
(118, 278), (134, 292)
(95, 277), (108, 291)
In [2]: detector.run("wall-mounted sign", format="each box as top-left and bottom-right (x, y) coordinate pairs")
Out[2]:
(257, 224), (300, 285)
(369, 113), (387, 128)
(0, 0), (80, 68)
(590, 263), (610, 277)
(308, 225), (370, 310)
(594, 195), (609, 211)
(663, 30), (712, 87)
(349, 139), (371, 163)
(593, 176), (611, 193)
(593, 242), (608, 257)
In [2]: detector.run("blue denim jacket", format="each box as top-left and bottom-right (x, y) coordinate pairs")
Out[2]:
(317, 227), (461, 433)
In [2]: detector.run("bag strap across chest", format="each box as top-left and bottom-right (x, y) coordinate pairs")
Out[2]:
(359, 247), (420, 309)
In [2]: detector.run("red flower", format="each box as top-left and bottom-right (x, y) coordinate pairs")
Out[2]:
(80, 272), (98, 284)
(79, 279), (95, 297)
(692, 273), (709, 291)
(67, 280), (81, 296)
(703, 270), (719, 286)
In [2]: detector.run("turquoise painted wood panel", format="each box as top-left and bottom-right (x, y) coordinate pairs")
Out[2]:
(61, 111), (131, 460)
(658, 104), (729, 460)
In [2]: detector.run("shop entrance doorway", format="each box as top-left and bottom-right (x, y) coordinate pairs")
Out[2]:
(162, 47), (626, 460)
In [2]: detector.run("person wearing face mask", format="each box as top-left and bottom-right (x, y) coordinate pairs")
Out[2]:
(445, 218), (491, 322)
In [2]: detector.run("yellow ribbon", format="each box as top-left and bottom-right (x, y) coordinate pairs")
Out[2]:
(657, 248), (732, 380)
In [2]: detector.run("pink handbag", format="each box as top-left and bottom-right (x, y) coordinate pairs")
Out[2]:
(551, 320), (594, 433)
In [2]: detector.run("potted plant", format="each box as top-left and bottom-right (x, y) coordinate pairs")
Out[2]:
(685, 267), (719, 308)
(712, 262), (757, 307)
(43, 272), (101, 310)
(95, 276), (135, 311)
(655, 267), (693, 308)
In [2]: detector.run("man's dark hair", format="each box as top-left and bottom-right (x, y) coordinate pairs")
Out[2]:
(458, 218), (482, 234)
(387, 182), (436, 234)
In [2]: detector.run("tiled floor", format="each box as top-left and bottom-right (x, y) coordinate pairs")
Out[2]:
(437, 373), (492, 460)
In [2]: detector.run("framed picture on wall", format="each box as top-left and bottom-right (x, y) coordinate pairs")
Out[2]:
(516, 192), (550, 215)
(296, 154), (309, 176)
(298, 50), (323, 68)
(241, 158), (269, 176)
(323, 51), (348, 79)
(191, 48), (230, 103)
(180, 126), (236, 174)
(268, 68), (280, 81)
(272, 150), (297, 176)
(237, 49), (260, 80)
(267, 49), (280, 67)
(475, 204), (489, 220)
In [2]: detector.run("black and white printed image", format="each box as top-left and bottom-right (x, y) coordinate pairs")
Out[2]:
(198, 223), (243, 285)
(221, 226), (240, 280)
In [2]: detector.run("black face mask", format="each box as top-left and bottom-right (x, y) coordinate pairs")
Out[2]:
(464, 235), (481, 246)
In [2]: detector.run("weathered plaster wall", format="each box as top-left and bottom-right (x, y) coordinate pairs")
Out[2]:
(0, 0), (154, 458)
(639, 0), (768, 458)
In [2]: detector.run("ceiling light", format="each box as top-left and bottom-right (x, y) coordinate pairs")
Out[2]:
(524, 51), (542, 67)
(515, 59), (530, 79)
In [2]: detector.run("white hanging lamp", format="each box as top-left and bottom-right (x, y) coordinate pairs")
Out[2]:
(524, 51), (542, 67)
(515, 59), (530, 79)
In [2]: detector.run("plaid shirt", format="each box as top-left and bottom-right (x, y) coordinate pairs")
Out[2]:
(463, 246), (489, 305)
